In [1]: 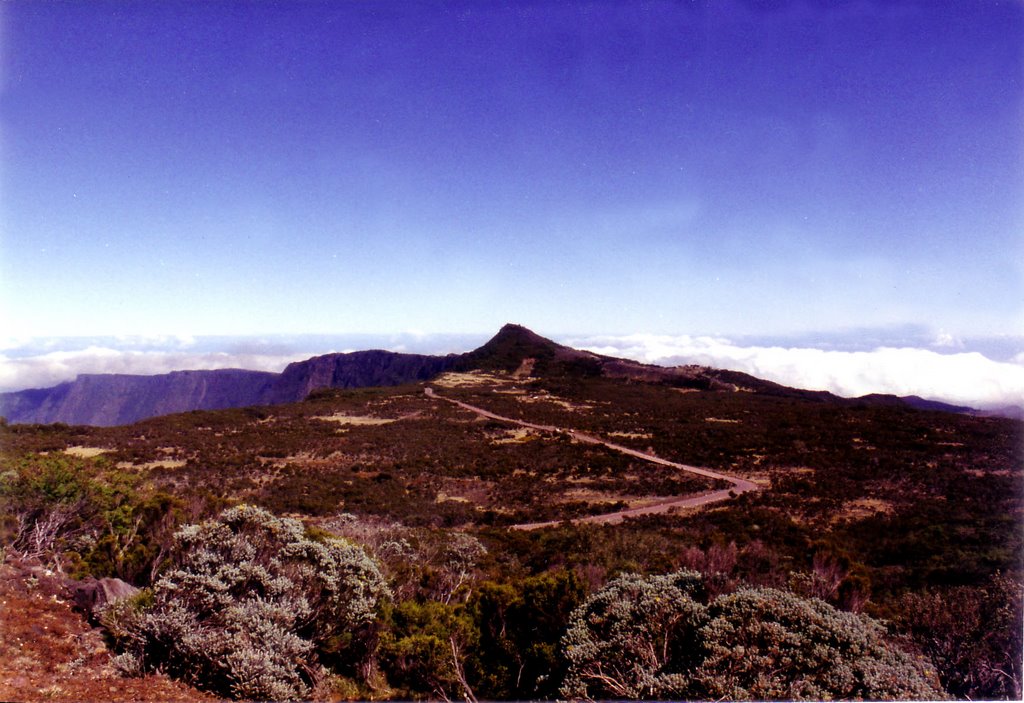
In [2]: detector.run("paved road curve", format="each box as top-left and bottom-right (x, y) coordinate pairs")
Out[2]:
(425, 387), (760, 530)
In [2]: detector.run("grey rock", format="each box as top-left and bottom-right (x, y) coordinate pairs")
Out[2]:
(72, 577), (140, 620)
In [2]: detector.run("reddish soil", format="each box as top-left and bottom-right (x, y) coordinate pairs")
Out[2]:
(0, 558), (217, 703)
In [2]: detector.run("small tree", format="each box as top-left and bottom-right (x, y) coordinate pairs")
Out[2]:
(0, 455), (95, 569)
(109, 505), (389, 700)
(471, 569), (586, 700)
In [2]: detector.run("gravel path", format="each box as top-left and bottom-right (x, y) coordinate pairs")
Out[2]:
(425, 387), (759, 529)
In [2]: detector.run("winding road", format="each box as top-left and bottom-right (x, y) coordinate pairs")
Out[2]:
(424, 387), (759, 530)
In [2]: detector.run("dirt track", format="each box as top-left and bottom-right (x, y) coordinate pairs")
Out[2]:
(424, 387), (759, 530)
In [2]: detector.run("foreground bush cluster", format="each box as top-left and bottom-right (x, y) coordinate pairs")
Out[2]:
(102, 505), (388, 699)
(87, 505), (952, 701)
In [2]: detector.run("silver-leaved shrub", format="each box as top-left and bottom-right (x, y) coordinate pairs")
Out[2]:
(561, 570), (946, 701)
(560, 569), (707, 700)
(695, 587), (945, 700)
(108, 505), (389, 700)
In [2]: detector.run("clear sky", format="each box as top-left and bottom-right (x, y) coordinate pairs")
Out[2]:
(2, 0), (1022, 341)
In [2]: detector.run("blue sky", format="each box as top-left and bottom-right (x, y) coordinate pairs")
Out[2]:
(3, 0), (1021, 339)
(1, 1), (1022, 406)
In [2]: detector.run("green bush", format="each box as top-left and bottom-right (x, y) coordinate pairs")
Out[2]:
(0, 454), (188, 583)
(469, 569), (586, 700)
(109, 505), (389, 700)
(379, 599), (478, 701)
(0, 454), (94, 567)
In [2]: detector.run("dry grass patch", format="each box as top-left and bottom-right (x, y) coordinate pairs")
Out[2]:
(315, 413), (396, 426)
(433, 371), (513, 388)
(490, 428), (541, 444)
(833, 497), (894, 523)
(512, 357), (536, 378)
(561, 486), (626, 503)
(435, 478), (492, 506)
(258, 451), (320, 468)
(116, 459), (187, 471)
(513, 393), (593, 412)
(746, 473), (774, 488)
(967, 468), (1012, 477)
(560, 488), (675, 510)
(62, 446), (109, 458)
(608, 431), (653, 439)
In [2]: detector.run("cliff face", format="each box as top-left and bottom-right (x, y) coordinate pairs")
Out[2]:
(0, 370), (279, 426)
(265, 350), (461, 404)
(0, 351), (462, 427)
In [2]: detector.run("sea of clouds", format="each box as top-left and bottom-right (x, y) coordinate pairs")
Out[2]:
(567, 334), (1024, 411)
(2, 332), (1022, 413)
(0, 333), (480, 395)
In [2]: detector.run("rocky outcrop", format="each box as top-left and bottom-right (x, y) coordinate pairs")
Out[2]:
(71, 577), (140, 622)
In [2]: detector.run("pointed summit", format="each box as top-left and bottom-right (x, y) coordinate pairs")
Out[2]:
(460, 323), (603, 376)
(485, 323), (562, 352)
(460, 324), (560, 371)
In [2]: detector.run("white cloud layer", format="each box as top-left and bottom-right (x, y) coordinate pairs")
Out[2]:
(3, 335), (1022, 413)
(569, 334), (1024, 411)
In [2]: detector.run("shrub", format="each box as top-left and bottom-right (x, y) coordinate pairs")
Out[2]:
(379, 599), (479, 702)
(111, 505), (389, 700)
(893, 574), (1023, 699)
(696, 587), (944, 701)
(560, 570), (946, 701)
(0, 454), (187, 583)
(0, 454), (94, 569)
(470, 569), (586, 700)
(560, 569), (706, 699)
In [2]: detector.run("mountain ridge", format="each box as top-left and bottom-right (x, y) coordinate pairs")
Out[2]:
(0, 323), (981, 426)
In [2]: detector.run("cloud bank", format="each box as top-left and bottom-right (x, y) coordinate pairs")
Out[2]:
(0, 333), (486, 394)
(568, 334), (1024, 411)
(2, 334), (1022, 413)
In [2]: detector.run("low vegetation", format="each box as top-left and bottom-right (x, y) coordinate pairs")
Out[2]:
(1, 355), (1021, 700)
